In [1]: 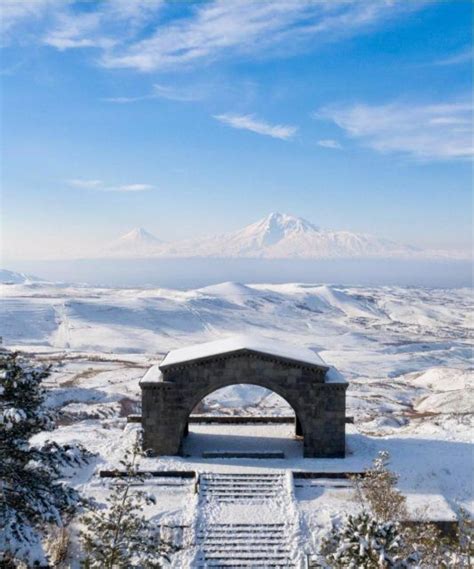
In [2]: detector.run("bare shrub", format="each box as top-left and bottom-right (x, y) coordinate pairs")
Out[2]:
(353, 450), (407, 522)
(44, 527), (70, 567)
(352, 451), (473, 568)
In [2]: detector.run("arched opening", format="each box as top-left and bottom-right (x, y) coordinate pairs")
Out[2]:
(181, 383), (304, 459)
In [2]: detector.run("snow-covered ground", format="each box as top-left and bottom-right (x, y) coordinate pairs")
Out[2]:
(1, 274), (472, 564)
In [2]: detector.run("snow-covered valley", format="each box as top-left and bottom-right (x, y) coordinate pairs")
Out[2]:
(1, 271), (472, 565)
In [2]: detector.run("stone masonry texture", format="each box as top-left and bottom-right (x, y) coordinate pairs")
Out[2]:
(141, 349), (347, 458)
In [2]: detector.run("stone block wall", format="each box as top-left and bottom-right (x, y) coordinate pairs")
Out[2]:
(141, 350), (346, 458)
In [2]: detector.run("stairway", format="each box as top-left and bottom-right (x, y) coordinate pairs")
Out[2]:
(199, 472), (286, 503)
(195, 472), (299, 568)
(196, 522), (293, 567)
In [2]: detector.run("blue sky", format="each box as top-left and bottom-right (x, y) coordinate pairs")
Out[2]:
(1, 0), (472, 260)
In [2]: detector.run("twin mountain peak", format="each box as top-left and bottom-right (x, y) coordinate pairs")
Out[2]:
(106, 212), (421, 259)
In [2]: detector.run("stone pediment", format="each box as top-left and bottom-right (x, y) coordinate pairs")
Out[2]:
(159, 334), (328, 371)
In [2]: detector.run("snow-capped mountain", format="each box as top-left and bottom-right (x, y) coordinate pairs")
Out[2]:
(229, 212), (321, 250)
(173, 212), (419, 258)
(105, 213), (420, 259)
(106, 227), (163, 257)
(189, 213), (324, 256)
(0, 269), (42, 284)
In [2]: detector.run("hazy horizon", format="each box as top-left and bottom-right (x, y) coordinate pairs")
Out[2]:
(3, 257), (471, 289)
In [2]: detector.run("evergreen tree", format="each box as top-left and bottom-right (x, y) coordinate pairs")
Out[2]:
(321, 512), (416, 568)
(0, 351), (91, 566)
(80, 437), (175, 568)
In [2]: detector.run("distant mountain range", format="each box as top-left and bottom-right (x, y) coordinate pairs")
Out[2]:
(0, 269), (41, 284)
(102, 213), (465, 260)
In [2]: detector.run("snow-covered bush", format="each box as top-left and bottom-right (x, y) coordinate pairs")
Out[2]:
(404, 507), (474, 569)
(0, 351), (91, 566)
(328, 451), (473, 568)
(80, 436), (175, 568)
(456, 507), (474, 567)
(321, 512), (416, 568)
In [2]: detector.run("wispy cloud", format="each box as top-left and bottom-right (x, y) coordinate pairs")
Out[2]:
(43, 11), (114, 51)
(106, 1), (425, 72)
(317, 99), (473, 161)
(68, 179), (104, 190)
(41, 0), (164, 51)
(102, 95), (152, 104)
(67, 179), (154, 192)
(2, 1), (428, 71)
(214, 113), (297, 140)
(317, 139), (343, 150)
(152, 83), (203, 102)
(0, 0), (54, 37)
(435, 47), (472, 66)
(9, 0), (422, 72)
(116, 184), (154, 192)
(103, 83), (203, 104)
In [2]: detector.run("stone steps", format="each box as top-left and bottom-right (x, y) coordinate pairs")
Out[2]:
(200, 556), (294, 562)
(200, 487), (283, 491)
(202, 473), (282, 477)
(203, 547), (291, 553)
(201, 496), (276, 501)
(204, 523), (286, 526)
(196, 474), (297, 568)
(200, 473), (286, 503)
(201, 483), (283, 486)
(197, 526), (286, 539)
(198, 546), (294, 568)
(200, 488), (282, 493)
(196, 561), (296, 567)
(197, 540), (287, 546)
(198, 532), (285, 536)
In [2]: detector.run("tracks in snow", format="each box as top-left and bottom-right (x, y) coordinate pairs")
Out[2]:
(195, 472), (301, 568)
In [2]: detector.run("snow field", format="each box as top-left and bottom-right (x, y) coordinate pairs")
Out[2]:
(2, 276), (472, 565)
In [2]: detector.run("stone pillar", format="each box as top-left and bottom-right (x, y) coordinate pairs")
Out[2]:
(141, 382), (186, 455)
(301, 385), (346, 458)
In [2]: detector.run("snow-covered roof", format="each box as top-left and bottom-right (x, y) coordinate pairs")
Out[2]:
(159, 334), (329, 370)
(140, 365), (164, 384)
(325, 366), (348, 384)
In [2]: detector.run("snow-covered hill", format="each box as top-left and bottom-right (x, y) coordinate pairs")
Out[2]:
(1, 277), (472, 529)
(103, 213), (423, 259)
(1, 278), (471, 377)
(1, 276), (472, 429)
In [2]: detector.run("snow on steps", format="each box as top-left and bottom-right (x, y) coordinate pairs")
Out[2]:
(195, 472), (300, 568)
(199, 472), (287, 502)
(196, 524), (292, 568)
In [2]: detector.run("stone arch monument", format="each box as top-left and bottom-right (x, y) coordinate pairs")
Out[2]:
(140, 335), (347, 458)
